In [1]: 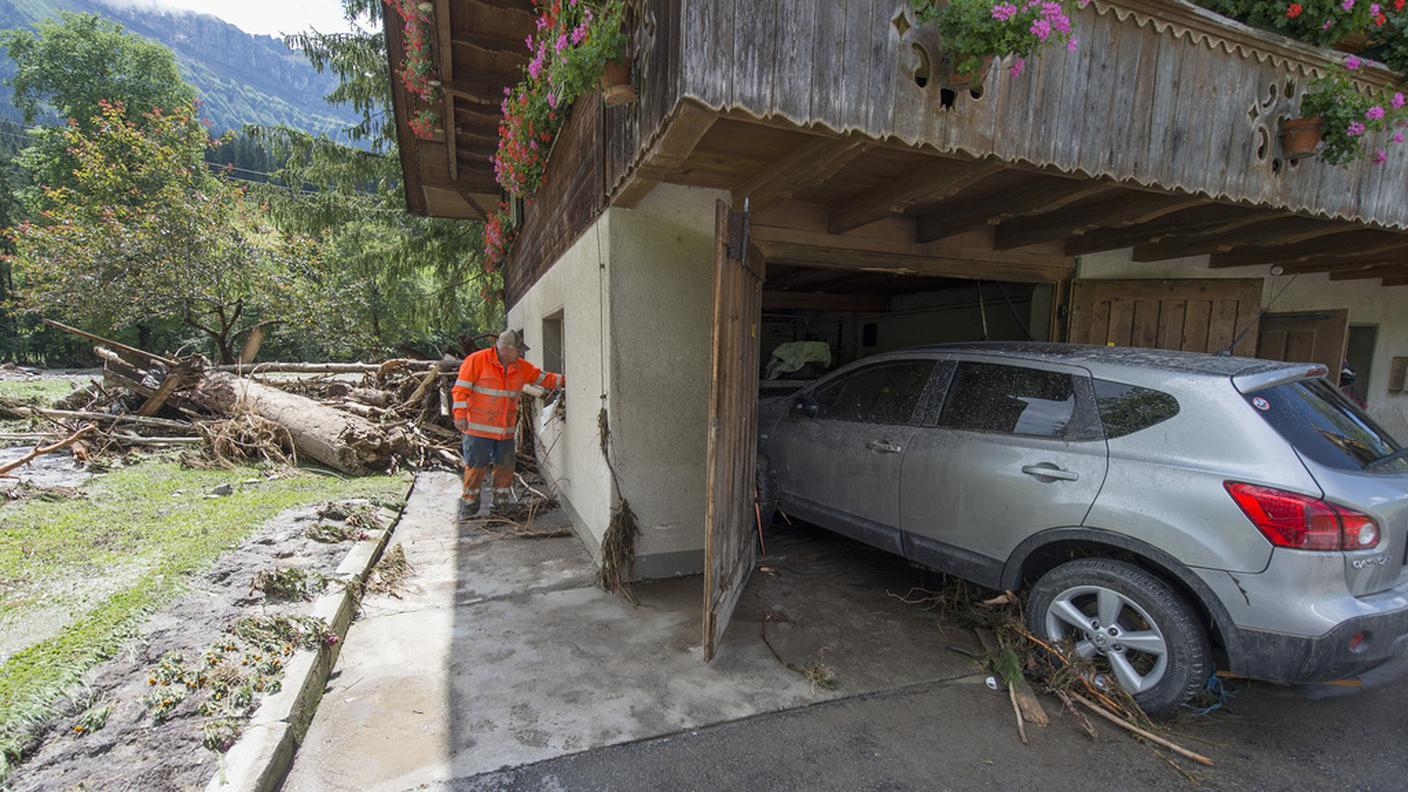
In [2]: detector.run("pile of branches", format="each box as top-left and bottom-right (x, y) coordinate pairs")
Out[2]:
(1, 320), (505, 477)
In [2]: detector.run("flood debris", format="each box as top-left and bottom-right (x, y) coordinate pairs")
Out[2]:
(891, 578), (1214, 771)
(3, 320), (479, 478)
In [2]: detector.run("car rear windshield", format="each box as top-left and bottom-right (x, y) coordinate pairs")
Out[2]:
(1248, 379), (1408, 473)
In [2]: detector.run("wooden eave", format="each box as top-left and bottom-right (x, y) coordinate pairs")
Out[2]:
(385, 0), (534, 220)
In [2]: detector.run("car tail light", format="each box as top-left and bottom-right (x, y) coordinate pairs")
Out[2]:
(1224, 482), (1380, 551)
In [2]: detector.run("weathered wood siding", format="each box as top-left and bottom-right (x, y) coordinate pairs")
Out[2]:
(604, 0), (683, 194)
(504, 97), (603, 305)
(506, 0), (681, 307)
(678, 0), (1408, 231)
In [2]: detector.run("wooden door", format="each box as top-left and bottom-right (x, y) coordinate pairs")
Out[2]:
(1257, 310), (1350, 386)
(1068, 279), (1263, 356)
(703, 200), (765, 662)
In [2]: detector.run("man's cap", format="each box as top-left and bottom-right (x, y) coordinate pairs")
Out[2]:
(498, 329), (530, 352)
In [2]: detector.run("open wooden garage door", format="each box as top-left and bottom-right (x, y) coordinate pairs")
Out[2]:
(1068, 279), (1263, 356)
(703, 200), (765, 662)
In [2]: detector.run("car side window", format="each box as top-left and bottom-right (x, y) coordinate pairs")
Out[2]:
(1093, 380), (1180, 439)
(810, 360), (937, 425)
(938, 361), (1080, 439)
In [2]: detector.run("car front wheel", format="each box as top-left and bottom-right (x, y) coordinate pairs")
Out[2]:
(1025, 558), (1210, 718)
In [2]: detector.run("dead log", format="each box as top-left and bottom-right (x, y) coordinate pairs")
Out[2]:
(17, 407), (192, 433)
(43, 319), (176, 368)
(188, 371), (409, 474)
(346, 387), (394, 408)
(0, 425), (97, 476)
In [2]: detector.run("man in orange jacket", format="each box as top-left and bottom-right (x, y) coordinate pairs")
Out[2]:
(452, 329), (563, 521)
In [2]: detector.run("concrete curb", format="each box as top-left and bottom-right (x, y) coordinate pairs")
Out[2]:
(206, 484), (416, 792)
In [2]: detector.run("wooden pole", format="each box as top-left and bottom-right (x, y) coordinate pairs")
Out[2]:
(1068, 693), (1214, 766)
(42, 319), (177, 367)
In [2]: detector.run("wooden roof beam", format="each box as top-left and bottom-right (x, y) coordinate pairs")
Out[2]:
(435, 0), (457, 183)
(827, 159), (1004, 235)
(1272, 251), (1408, 274)
(1329, 265), (1408, 281)
(916, 178), (1112, 243)
(993, 192), (1205, 251)
(762, 291), (891, 312)
(1208, 231), (1408, 268)
(612, 102), (717, 208)
(1131, 217), (1354, 262)
(734, 135), (871, 212)
(1383, 277), (1408, 286)
(1065, 206), (1278, 256)
(451, 32), (527, 56)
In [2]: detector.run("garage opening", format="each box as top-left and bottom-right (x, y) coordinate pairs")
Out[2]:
(760, 265), (1056, 393)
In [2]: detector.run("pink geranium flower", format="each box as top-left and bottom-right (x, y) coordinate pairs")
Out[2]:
(1011, 56), (1026, 78)
(1345, 54), (1362, 70)
(1367, 106), (1386, 121)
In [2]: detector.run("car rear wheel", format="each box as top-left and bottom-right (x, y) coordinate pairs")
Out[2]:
(1025, 558), (1210, 718)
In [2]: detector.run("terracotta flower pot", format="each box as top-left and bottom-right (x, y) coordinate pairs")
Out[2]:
(600, 59), (638, 106)
(1280, 117), (1323, 158)
(945, 55), (995, 89)
(1334, 33), (1371, 54)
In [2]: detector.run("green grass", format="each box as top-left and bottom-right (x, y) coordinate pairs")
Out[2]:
(0, 379), (77, 407)
(0, 462), (409, 771)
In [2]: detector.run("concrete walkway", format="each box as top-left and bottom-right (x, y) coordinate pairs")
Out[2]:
(282, 472), (982, 791)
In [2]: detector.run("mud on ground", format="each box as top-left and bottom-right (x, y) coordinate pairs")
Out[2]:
(6, 498), (393, 792)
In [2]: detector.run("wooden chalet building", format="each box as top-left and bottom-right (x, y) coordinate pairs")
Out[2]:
(389, 0), (1408, 653)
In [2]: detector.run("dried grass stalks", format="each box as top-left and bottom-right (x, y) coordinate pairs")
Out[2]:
(199, 413), (295, 468)
(366, 544), (413, 596)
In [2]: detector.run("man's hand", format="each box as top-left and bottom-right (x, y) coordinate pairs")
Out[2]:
(454, 416), (468, 433)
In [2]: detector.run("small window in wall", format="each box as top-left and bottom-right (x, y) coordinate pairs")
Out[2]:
(542, 310), (565, 377)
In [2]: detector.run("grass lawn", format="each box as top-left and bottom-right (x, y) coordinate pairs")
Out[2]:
(0, 379), (78, 407)
(0, 461), (410, 768)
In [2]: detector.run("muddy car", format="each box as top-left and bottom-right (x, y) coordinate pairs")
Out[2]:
(756, 342), (1408, 715)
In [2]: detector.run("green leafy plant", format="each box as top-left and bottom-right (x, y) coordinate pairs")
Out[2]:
(1299, 63), (1408, 164)
(493, 0), (629, 199)
(70, 704), (110, 737)
(1199, 0), (1383, 47)
(910, 0), (1084, 84)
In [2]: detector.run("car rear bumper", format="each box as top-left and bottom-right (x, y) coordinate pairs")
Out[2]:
(1231, 603), (1408, 685)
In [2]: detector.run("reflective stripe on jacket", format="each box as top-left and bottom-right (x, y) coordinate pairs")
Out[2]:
(451, 347), (563, 440)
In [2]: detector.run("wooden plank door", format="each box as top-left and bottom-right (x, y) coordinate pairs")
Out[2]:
(703, 200), (765, 662)
(1257, 310), (1350, 386)
(1068, 279), (1263, 356)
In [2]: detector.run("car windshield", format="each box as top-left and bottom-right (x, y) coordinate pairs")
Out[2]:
(1248, 378), (1408, 474)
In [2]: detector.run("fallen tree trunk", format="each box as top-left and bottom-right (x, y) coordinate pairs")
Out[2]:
(17, 407), (193, 433)
(188, 371), (409, 474)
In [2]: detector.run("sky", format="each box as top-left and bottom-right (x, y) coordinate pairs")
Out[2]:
(103, 0), (358, 37)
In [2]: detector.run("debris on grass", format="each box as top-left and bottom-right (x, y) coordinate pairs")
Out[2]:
(306, 521), (369, 543)
(139, 614), (330, 751)
(249, 565), (329, 601)
(200, 718), (242, 753)
(70, 704), (110, 736)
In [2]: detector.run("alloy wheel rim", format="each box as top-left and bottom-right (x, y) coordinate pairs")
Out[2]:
(1043, 585), (1169, 694)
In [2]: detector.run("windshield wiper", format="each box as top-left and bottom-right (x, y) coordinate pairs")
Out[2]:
(1367, 445), (1408, 470)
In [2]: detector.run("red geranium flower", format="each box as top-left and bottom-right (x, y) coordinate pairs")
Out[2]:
(1286, 2), (1303, 16)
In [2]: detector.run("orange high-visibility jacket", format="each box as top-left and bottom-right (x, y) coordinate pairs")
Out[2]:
(452, 347), (563, 440)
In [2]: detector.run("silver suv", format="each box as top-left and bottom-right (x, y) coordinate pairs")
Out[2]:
(756, 342), (1408, 715)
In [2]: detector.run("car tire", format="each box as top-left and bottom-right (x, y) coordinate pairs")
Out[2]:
(1025, 558), (1210, 718)
(755, 454), (778, 527)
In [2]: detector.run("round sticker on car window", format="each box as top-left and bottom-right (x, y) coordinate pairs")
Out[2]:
(1251, 396), (1270, 412)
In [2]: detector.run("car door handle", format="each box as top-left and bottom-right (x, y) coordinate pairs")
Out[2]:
(866, 439), (903, 454)
(1021, 464), (1080, 482)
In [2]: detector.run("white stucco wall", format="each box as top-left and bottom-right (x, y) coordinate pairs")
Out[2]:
(508, 184), (724, 577)
(606, 184), (724, 577)
(507, 214), (617, 558)
(1078, 249), (1408, 439)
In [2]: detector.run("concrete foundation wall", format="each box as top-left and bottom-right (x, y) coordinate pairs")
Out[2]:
(507, 215), (617, 560)
(1078, 249), (1408, 440)
(607, 184), (725, 578)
